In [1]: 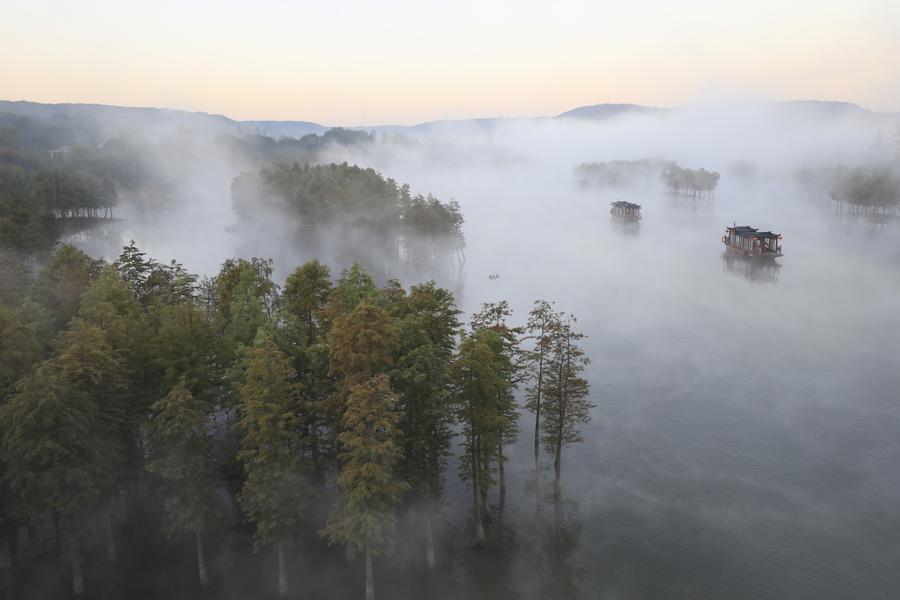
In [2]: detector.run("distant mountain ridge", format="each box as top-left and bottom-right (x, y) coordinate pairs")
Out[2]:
(557, 103), (669, 120)
(0, 99), (890, 143)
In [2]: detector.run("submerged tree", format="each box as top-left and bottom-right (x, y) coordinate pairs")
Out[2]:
(236, 331), (307, 598)
(469, 302), (521, 509)
(524, 300), (559, 469)
(321, 374), (408, 600)
(451, 331), (511, 545)
(541, 314), (592, 495)
(147, 381), (224, 588)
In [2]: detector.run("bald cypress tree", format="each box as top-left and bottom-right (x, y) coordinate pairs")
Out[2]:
(469, 302), (521, 510)
(147, 381), (224, 588)
(282, 260), (332, 342)
(1, 358), (118, 596)
(236, 331), (307, 598)
(541, 314), (592, 495)
(451, 331), (510, 546)
(390, 282), (459, 568)
(321, 374), (408, 600)
(524, 300), (559, 469)
(0, 304), (38, 398)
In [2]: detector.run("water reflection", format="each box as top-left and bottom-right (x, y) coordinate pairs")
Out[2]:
(721, 252), (781, 283)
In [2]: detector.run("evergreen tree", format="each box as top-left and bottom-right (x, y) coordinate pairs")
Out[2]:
(0, 304), (38, 398)
(236, 331), (307, 598)
(0, 361), (117, 595)
(27, 244), (103, 329)
(390, 282), (459, 568)
(226, 267), (269, 350)
(469, 302), (521, 509)
(451, 331), (509, 546)
(321, 374), (408, 600)
(541, 314), (592, 494)
(282, 260), (331, 342)
(524, 300), (559, 469)
(147, 381), (224, 588)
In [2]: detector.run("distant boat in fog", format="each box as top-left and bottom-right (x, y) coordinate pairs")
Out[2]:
(610, 200), (642, 222)
(722, 225), (783, 259)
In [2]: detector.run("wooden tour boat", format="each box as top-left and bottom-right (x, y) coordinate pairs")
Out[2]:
(610, 200), (642, 221)
(722, 225), (782, 259)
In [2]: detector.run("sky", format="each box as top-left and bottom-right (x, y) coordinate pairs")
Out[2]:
(2, 0), (899, 125)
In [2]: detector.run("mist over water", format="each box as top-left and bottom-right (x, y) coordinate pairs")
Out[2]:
(68, 106), (900, 599)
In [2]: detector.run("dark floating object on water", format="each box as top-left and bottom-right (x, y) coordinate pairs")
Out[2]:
(722, 225), (783, 259)
(610, 200), (642, 221)
(488, 273), (500, 280)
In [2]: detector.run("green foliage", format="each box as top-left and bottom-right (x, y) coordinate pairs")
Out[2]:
(830, 166), (900, 210)
(236, 331), (308, 548)
(115, 241), (198, 308)
(662, 164), (720, 194)
(282, 260), (331, 342)
(0, 303), (39, 398)
(231, 163), (464, 274)
(390, 282), (460, 501)
(150, 300), (220, 396)
(147, 381), (224, 536)
(321, 374), (408, 557)
(540, 314), (592, 479)
(0, 251), (33, 306)
(451, 331), (511, 494)
(28, 244), (103, 329)
(328, 302), (396, 380)
(227, 267), (269, 350)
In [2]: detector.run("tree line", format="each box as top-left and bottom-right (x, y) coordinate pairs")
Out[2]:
(829, 166), (900, 215)
(232, 163), (465, 278)
(661, 164), (720, 197)
(0, 243), (590, 600)
(575, 159), (676, 188)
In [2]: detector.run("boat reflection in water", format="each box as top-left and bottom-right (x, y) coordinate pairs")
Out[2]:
(721, 252), (781, 283)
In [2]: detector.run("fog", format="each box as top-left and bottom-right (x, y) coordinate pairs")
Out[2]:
(67, 101), (900, 599)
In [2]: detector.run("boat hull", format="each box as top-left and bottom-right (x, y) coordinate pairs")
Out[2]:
(723, 242), (781, 259)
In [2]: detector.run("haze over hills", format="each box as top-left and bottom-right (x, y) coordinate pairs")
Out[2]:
(0, 99), (892, 146)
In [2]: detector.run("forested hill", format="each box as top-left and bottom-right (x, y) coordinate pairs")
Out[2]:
(3, 99), (891, 140)
(557, 103), (667, 120)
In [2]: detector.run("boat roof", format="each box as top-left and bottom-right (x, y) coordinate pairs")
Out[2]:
(727, 225), (781, 238)
(611, 201), (641, 209)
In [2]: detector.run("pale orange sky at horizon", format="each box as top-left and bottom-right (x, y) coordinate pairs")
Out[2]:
(2, 0), (899, 126)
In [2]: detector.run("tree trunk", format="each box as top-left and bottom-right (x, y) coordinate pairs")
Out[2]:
(425, 504), (436, 570)
(534, 353), (544, 469)
(195, 530), (209, 588)
(498, 440), (506, 510)
(53, 513), (61, 552)
(277, 541), (288, 598)
(472, 465), (485, 546)
(365, 546), (375, 600)
(554, 436), (563, 498)
(104, 510), (117, 563)
(72, 552), (84, 596)
(2, 530), (13, 591)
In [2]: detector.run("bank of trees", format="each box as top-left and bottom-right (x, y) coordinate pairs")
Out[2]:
(231, 163), (465, 277)
(829, 166), (900, 216)
(575, 159), (675, 188)
(0, 242), (591, 600)
(662, 164), (720, 196)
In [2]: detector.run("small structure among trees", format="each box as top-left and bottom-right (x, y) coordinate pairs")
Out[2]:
(722, 226), (783, 259)
(662, 164), (720, 197)
(609, 201), (641, 222)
